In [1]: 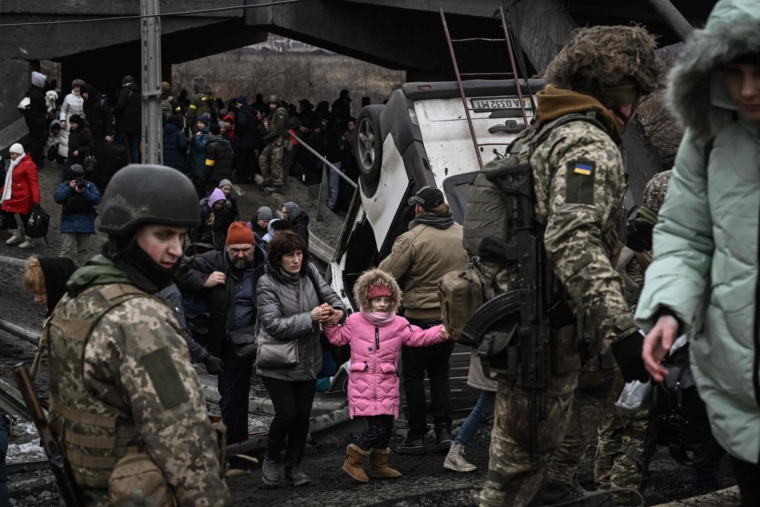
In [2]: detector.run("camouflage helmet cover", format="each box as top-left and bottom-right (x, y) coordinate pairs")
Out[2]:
(267, 94), (280, 104)
(643, 170), (672, 215)
(544, 25), (661, 95)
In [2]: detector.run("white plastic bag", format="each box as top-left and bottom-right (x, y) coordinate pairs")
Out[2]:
(615, 379), (652, 414)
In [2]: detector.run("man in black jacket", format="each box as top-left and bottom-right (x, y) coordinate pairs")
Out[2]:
(233, 95), (261, 184)
(175, 222), (267, 444)
(113, 75), (142, 164)
(23, 71), (49, 168)
(81, 85), (114, 145)
(201, 124), (234, 192)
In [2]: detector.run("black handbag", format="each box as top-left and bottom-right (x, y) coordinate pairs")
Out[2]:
(228, 324), (257, 360)
(24, 204), (50, 241)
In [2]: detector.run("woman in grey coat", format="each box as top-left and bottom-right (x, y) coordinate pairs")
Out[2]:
(256, 229), (345, 487)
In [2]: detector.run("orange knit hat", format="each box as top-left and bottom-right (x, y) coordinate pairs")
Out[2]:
(226, 222), (255, 245)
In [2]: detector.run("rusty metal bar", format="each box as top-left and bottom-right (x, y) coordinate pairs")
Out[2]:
(440, 8), (483, 169)
(499, 6), (529, 128)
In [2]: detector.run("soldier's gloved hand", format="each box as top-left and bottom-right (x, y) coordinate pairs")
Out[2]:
(611, 330), (650, 383)
(203, 356), (225, 375)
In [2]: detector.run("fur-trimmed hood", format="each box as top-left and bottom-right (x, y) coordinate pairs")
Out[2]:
(353, 268), (402, 314)
(667, 0), (760, 142)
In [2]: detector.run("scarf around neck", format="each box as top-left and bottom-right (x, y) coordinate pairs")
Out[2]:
(361, 311), (396, 327)
(413, 210), (454, 230)
(1, 154), (26, 204)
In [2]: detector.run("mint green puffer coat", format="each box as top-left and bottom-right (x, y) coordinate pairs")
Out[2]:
(635, 0), (760, 464)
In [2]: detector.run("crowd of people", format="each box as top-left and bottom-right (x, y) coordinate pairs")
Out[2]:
(3, 1), (760, 506)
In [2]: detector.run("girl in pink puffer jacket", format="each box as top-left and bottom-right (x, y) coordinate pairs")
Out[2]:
(323, 268), (450, 483)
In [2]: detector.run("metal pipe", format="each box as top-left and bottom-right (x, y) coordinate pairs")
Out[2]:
(0, 319), (39, 346)
(646, 0), (693, 41)
(440, 8), (483, 169)
(287, 131), (357, 188)
(500, 6), (529, 128)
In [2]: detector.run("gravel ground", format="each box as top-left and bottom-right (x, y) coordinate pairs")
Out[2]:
(0, 161), (739, 506)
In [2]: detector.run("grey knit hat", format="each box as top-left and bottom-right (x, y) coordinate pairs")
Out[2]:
(257, 206), (273, 221)
(218, 179), (232, 188)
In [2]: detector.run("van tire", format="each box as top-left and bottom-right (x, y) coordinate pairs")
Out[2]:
(356, 105), (384, 196)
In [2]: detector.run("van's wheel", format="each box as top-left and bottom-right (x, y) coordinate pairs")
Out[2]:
(356, 105), (384, 197)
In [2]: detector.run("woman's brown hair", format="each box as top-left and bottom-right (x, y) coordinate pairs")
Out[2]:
(267, 230), (310, 275)
(23, 257), (46, 297)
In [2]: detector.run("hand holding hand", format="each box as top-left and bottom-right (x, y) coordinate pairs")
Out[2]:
(203, 271), (226, 288)
(321, 308), (344, 326)
(642, 315), (679, 382)
(311, 305), (331, 322)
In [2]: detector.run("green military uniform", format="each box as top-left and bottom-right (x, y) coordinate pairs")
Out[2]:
(477, 25), (660, 507)
(47, 256), (229, 507)
(594, 171), (672, 505)
(187, 76), (217, 131)
(259, 105), (290, 187)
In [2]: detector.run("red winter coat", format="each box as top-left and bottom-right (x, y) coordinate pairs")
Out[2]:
(1, 155), (40, 214)
(222, 113), (236, 142)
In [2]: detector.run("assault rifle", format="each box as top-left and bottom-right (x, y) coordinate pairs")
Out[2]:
(13, 364), (83, 507)
(460, 163), (563, 471)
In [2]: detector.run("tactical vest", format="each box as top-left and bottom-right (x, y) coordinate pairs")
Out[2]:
(46, 283), (153, 490)
(463, 111), (606, 257)
(198, 94), (215, 116)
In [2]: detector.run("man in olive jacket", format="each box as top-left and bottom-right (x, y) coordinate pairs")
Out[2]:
(378, 186), (468, 455)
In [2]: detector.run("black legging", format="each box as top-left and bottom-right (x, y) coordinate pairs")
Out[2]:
(355, 415), (394, 451)
(261, 376), (316, 445)
(0, 210), (31, 231)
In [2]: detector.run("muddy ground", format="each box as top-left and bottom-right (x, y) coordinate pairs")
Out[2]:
(0, 160), (739, 506)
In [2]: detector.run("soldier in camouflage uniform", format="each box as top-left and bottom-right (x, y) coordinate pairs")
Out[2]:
(260, 94), (290, 193)
(478, 25), (660, 507)
(45, 164), (230, 507)
(187, 76), (218, 134)
(594, 171), (671, 505)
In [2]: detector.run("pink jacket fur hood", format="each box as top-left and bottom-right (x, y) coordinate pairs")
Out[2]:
(323, 269), (445, 418)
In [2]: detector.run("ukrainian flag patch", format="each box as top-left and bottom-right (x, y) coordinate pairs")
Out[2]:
(566, 160), (596, 205)
(574, 163), (593, 176)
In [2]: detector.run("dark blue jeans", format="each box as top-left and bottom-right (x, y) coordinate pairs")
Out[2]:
(115, 132), (140, 164)
(218, 350), (254, 445)
(455, 390), (496, 446)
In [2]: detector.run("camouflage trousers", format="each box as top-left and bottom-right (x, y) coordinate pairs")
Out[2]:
(479, 332), (623, 507)
(594, 408), (649, 504)
(259, 138), (285, 186)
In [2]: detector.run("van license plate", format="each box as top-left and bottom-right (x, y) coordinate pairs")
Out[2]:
(470, 97), (532, 111)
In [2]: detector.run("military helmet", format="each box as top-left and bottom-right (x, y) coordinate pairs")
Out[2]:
(97, 165), (200, 235)
(267, 94), (280, 105)
(544, 25), (661, 96)
(643, 170), (672, 215)
(68, 164), (85, 178)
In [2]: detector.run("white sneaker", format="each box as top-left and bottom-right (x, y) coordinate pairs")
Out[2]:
(18, 236), (34, 249)
(443, 443), (476, 472)
(5, 229), (22, 245)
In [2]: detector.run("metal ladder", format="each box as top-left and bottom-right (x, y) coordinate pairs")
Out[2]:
(439, 7), (529, 169)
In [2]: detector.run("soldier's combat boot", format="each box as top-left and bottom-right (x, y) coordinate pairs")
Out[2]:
(369, 448), (402, 479)
(444, 443), (477, 472)
(261, 438), (285, 486)
(342, 444), (370, 483)
(284, 443), (311, 487)
(532, 482), (614, 507)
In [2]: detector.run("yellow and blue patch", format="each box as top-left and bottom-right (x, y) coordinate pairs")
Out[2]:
(573, 163), (593, 176)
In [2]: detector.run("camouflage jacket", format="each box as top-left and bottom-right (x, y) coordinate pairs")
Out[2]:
(48, 256), (230, 507)
(262, 106), (289, 143)
(530, 117), (637, 343)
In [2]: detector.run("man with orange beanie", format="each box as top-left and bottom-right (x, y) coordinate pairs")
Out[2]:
(176, 221), (268, 443)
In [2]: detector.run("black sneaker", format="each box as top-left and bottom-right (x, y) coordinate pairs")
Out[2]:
(433, 430), (453, 453)
(396, 434), (427, 455)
